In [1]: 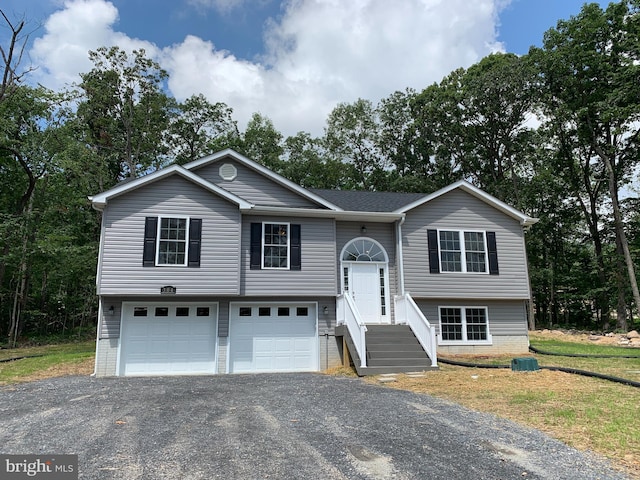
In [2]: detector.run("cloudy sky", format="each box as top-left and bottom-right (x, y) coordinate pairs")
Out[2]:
(1, 0), (610, 137)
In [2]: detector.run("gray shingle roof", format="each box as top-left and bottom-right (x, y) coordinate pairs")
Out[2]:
(309, 189), (426, 212)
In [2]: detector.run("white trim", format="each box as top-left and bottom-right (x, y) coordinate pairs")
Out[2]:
(437, 305), (493, 345)
(340, 237), (389, 263)
(261, 221), (290, 270)
(183, 148), (343, 211)
(245, 205), (403, 222)
(395, 180), (538, 227)
(89, 164), (253, 211)
(92, 300), (103, 376)
(95, 210), (106, 292)
(437, 229), (489, 274)
(156, 216), (190, 266)
(396, 218), (406, 296)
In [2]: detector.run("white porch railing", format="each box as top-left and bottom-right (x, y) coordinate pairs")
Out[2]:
(394, 293), (438, 367)
(337, 293), (368, 368)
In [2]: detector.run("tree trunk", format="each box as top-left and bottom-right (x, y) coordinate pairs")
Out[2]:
(8, 220), (30, 347)
(615, 234), (629, 332)
(600, 152), (640, 327)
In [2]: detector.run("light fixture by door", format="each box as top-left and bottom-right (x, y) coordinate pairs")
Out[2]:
(360, 226), (367, 234)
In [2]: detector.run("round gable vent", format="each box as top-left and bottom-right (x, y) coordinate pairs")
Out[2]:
(219, 163), (237, 181)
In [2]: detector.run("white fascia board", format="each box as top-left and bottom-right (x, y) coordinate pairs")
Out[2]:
(183, 148), (344, 212)
(243, 205), (404, 223)
(396, 180), (539, 227)
(89, 164), (253, 210)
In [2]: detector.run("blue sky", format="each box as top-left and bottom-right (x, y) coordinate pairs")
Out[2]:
(1, 0), (612, 135)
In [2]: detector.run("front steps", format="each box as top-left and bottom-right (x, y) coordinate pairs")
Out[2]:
(337, 324), (438, 376)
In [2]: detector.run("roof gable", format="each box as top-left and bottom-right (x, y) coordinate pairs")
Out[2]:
(89, 164), (252, 211)
(396, 180), (538, 226)
(183, 149), (343, 211)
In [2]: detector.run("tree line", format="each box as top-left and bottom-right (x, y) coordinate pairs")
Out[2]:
(1, 1), (639, 344)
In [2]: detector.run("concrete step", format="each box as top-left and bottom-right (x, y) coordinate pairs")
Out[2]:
(367, 357), (432, 367)
(355, 365), (438, 375)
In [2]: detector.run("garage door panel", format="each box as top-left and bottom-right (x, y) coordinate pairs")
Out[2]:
(120, 303), (217, 376)
(229, 303), (318, 373)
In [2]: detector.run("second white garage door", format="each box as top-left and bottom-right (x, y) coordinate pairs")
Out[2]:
(229, 303), (318, 373)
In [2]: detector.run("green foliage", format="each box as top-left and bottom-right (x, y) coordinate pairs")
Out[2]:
(237, 112), (284, 171)
(168, 93), (239, 165)
(77, 46), (172, 181)
(3, 3), (640, 341)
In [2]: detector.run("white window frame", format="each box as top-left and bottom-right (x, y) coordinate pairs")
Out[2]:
(156, 216), (190, 266)
(437, 306), (493, 345)
(437, 229), (489, 274)
(261, 222), (290, 270)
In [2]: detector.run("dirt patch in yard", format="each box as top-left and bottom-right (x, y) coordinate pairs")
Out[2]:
(533, 328), (640, 347)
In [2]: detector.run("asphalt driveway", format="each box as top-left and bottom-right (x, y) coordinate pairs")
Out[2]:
(0, 374), (630, 479)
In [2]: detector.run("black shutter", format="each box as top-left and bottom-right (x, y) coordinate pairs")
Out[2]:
(143, 217), (158, 267)
(290, 224), (301, 270)
(427, 229), (440, 274)
(487, 231), (499, 275)
(250, 223), (262, 270)
(188, 218), (202, 267)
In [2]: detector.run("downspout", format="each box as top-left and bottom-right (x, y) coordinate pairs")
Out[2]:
(396, 217), (406, 296)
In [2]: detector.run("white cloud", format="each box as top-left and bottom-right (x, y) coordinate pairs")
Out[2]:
(29, 0), (506, 136)
(30, 0), (158, 90)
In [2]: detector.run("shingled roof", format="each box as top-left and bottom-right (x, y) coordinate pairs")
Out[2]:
(309, 189), (426, 213)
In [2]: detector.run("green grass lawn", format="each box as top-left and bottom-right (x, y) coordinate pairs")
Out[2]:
(0, 341), (95, 384)
(529, 335), (640, 382)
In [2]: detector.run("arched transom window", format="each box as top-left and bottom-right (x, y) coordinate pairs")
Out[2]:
(342, 238), (387, 262)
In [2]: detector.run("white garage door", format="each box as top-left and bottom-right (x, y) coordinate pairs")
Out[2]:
(119, 302), (217, 376)
(229, 303), (318, 373)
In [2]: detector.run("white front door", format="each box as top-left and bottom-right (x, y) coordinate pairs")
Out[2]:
(351, 263), (385, 323)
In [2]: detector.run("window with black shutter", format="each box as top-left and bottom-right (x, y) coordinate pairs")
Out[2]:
(428, 229), (498, 275)
(250, 222), (301, 270)
(142, 216), (202, 267)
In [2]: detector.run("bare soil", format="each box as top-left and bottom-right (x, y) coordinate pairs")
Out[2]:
(533, 328), (640, 347)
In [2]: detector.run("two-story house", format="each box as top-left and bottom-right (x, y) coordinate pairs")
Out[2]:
(90, 149), (537, 377)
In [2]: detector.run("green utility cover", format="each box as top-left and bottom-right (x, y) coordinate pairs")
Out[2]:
(511, 357), (539, 371)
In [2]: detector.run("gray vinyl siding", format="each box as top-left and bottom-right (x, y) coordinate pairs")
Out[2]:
(414, 299), (528, 337)
(241, 216), (336, 296)
(98, 175), (241, 296)
(192, 159), (322, 208)
(403, 189), (531, 299)
(99, 299), (122, 339)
